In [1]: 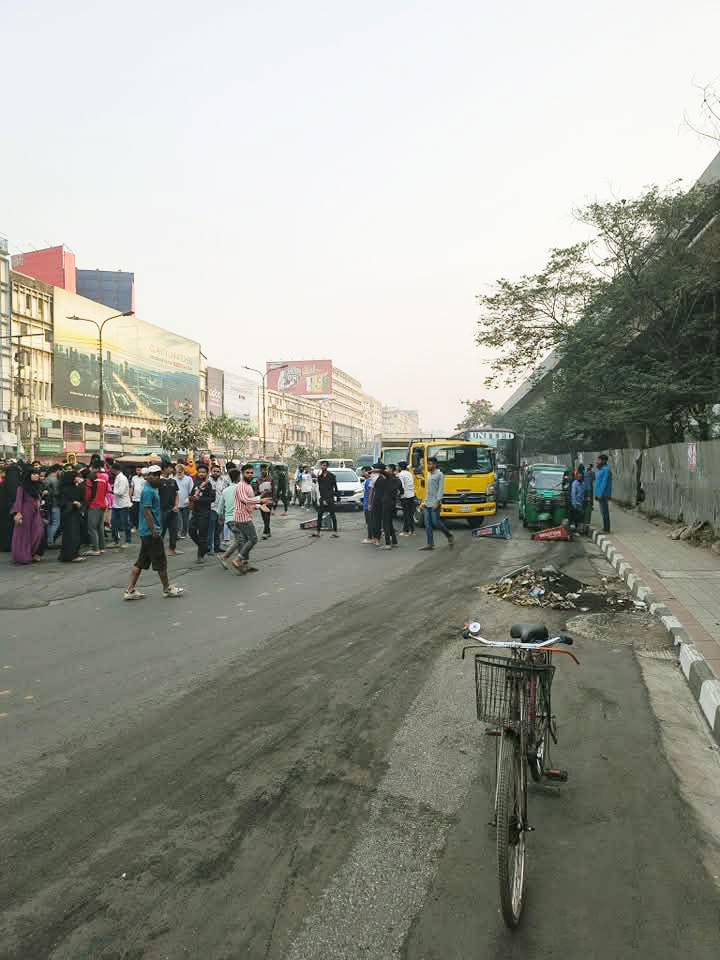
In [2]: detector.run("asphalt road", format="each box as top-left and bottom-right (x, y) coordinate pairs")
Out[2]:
(1, 508), (719, 959)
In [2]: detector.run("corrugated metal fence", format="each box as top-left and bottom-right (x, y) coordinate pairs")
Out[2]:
(526, 441), (720, 528)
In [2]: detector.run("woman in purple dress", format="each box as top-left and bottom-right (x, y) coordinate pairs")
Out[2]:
(11, 466), (45, 564)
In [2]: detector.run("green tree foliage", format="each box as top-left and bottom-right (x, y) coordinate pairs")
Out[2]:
(456, 398), (496, 431)
(160, 400), (207, 455)
(290, 444), (320, 469)
(203, 414), (254, 461)
(477, 181), (720, 447)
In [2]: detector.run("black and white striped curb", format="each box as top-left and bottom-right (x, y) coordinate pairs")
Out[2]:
(592, 529), (720, 745)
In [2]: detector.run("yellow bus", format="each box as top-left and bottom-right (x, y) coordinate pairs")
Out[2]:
(409, 437), (496, 528)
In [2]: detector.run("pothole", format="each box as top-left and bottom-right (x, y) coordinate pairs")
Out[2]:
(566, 611), (673, 652)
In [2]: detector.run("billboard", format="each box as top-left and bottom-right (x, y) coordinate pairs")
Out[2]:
(266, 359), (332, 398)
(206, 366), (224, 417)
(223, 370), (259, 428)
(52, 289), (201, 417)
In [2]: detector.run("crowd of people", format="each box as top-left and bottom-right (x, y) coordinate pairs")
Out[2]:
(0, 455), (291, 591)
(0, 453), (460, 601)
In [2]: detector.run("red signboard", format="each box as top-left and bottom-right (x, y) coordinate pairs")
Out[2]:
(532, 525), (571, 541)
(266, 359), (332, 398)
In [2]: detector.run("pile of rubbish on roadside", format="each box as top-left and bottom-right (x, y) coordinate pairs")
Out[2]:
(480, 564), (642, 613)
(669, 519), (715, 543)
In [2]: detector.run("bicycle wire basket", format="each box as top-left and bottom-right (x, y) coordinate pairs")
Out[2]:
(473, 654), (555, 727)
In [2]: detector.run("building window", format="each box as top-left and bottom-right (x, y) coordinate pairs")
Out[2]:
(25, 293), (31, 312)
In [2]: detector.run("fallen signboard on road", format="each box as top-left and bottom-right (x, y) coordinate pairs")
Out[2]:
(472, 517), (511, 540)
(299, 516), (335, 530)
(532, 525), (570, 542)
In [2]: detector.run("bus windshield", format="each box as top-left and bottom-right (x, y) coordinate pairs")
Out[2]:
(428, 445), (493, 475)
(382, 448), (407, 465)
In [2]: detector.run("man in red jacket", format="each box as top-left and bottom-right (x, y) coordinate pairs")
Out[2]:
(85, 465), (109, 555)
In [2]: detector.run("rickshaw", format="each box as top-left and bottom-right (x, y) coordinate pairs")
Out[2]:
(518, 463), (570, 530)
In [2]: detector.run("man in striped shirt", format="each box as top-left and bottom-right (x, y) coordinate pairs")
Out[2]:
(231, 464), (273, 574)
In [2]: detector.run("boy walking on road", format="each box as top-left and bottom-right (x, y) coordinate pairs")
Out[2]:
(419, 457), (454, 551)
(231, 464), (273, 574)
(124, 465), (183, 600)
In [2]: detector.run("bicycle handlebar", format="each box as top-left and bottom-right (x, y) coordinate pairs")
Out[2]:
(461, 628), (573, 649)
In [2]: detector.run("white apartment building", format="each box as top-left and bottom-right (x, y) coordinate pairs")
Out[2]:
(382, 406), (420, 438)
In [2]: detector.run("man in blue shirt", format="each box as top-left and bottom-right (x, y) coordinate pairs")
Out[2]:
(359, 467), (374, 543)
(570, 471), (585, 530)
(594, 454), (612, 533)
(124, 465), (184, 600)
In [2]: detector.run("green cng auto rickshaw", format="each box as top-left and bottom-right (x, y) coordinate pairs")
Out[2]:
(518, 463), (571, 530)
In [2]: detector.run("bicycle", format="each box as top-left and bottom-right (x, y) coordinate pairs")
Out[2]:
(462, 621), (579, 928)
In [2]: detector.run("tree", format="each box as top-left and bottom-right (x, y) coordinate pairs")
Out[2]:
(685, 82), (720, 144)
(456, 399), (496, 431)
(476, 243), (596, 387)
(289, 444), (320, 469)
(203, 414), (254, 461)
(160, 399), (207, 455)
(476, 180), (720, 448)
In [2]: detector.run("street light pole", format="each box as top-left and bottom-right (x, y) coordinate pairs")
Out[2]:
(242, 364), (287, 458)
(67, 311), (133, 457)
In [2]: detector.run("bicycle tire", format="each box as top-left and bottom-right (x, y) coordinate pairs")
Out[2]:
(497, 734), (526, 928)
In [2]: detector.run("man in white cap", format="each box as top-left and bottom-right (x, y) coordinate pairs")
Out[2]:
(124, 465), (183, 600)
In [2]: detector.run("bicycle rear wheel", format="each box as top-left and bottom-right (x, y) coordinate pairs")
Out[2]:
(497, 733), (526, 927)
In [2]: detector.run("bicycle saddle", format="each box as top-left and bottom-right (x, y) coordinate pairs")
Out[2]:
(510, 623), (549, 644)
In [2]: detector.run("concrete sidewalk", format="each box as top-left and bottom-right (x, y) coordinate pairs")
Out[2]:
(601, 505), (720, 679)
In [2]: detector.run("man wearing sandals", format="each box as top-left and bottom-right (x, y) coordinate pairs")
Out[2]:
(124, 465), (184, 600)
(231, 463), (273, 574)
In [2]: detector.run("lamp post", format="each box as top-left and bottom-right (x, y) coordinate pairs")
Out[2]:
(242, 363), (287, 457)
(67, 311), (133, 457)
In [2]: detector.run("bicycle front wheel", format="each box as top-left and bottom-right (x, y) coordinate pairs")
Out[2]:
(496, 733), (526, 927)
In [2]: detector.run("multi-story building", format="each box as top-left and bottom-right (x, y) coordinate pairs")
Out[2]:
(2, 278), (201, 461)
(265, 389), (331, 459)
(262, 360), (378, 459)
(361, 393), (383, 443)
(10, 244), (76, 291)
(76, 268), (134, 314)
(0, 233), (12, 449)
(382, 406), (420, 438)
(9, 271), (54, 458)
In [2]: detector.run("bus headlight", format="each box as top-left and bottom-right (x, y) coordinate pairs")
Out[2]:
(487, 483), (496, 498)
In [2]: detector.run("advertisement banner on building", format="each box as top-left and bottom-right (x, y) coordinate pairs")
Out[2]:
(266, 359), (332, 398)
(206, 366), (224, 417)
(223, 370), (259, 428)
(52, 289), (201, 417)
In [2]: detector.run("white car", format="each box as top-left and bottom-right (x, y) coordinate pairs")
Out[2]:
(320, 468), (364, 510)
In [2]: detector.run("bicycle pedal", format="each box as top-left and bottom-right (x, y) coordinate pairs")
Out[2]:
(484, 727), (502, 737)
(544, 769), (568, 782)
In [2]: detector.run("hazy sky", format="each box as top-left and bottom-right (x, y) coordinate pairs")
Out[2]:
(3, 0), (719, 432)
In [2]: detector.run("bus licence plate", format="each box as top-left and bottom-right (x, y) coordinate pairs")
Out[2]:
(459, 506), (472, 513)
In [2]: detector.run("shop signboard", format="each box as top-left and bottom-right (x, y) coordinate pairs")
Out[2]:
(65, 441), (85, 453)
(38, 439), (64, 454)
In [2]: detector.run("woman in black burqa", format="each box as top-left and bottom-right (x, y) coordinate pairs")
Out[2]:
(58, 466), (86, 563)
(0, 462), (21, 552)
